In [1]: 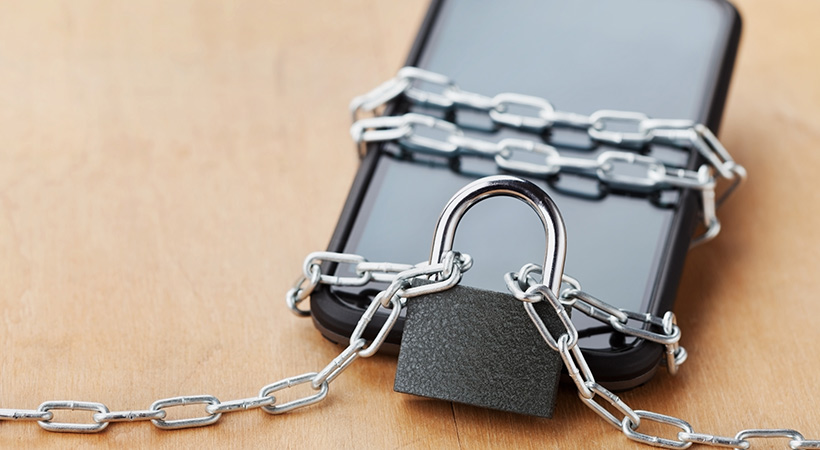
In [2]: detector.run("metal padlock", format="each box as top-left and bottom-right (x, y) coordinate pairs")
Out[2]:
(394, 175), (569, 418)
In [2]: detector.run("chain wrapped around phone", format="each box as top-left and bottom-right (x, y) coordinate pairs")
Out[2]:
(3, 68), (818, 449)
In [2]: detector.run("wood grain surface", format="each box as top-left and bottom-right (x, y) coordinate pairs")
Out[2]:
(1, 1), (818, 448)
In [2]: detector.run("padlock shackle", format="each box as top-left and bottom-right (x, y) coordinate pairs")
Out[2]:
(429, 175), (567, 295)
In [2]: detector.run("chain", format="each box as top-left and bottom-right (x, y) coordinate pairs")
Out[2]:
(349, 67), (747, 246)
(291, 254), (818, 448)
(4, 250), (818, 447)
(506, 265), (819, 450)
(286, 252), (685, 372)
(503, 263), (687, 375)
(0, 250), (472, 434)
(4, 68), (806, 446)
(285, 250), (454, 317)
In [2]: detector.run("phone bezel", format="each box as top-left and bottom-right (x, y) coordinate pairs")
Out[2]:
(310, 0), (742, 390)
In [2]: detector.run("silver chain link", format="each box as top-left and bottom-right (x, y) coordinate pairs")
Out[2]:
(349, 67), (747, 246)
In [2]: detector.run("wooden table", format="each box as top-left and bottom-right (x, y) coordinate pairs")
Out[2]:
(1, 1), (818, 448)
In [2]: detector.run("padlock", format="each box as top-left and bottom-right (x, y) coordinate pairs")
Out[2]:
(394, 175), (570, 418)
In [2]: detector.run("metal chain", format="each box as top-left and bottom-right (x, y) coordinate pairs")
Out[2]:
(4, 250), (817, 448)
(349, 67), (747, 246)
(6, 69), (809, 446)
(286, 252), (685, 372)
(503, 263), (687, 375)
(286, 250), (445, 317)
(506, 264), (819, 450)
(0, 251), (471, 434)
(284, 252), (820, 449)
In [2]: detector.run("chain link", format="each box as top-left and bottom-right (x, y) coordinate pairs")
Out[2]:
(149, 395), (222, 430)
(349, 67), (747, 246)
(36, 401), (111, 434)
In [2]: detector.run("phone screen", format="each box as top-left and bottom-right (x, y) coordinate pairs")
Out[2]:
(332, 0), (735, 349)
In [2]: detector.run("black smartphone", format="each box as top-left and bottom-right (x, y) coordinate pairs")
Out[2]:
(312, 0), (741, 390)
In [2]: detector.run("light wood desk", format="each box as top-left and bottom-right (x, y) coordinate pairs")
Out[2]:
(1, 1), (818, 448)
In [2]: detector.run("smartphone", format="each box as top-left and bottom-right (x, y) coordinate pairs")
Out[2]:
(312, 0), (741, 390)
